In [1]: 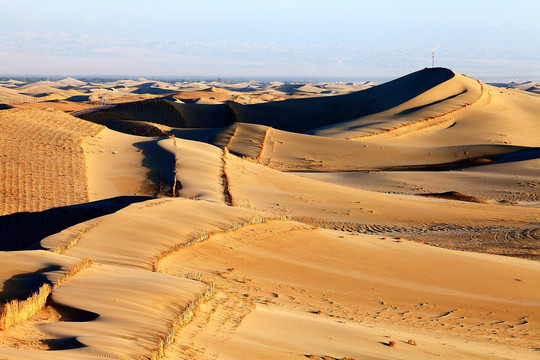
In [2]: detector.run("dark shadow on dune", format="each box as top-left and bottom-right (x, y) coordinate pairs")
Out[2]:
(168, 127), (227, 142)
(419, 191), (487, 203)
(65, 95), (90, 102)
(0, 265), (58, 302)
(233, 67), (457, 133)
(133, 140), (176, 197)
(75, 98), (236, 129)
(47, 298), (100, 322)
(41, 337), (86, 350)
(0, 196), (154, 251)
(383, 147), (540, 171)
(394, 89), (467, 115)
(101, 120), (169, 137)
(343, 120), (388, 131)
(132, 82), (178, 95)
(491, 148), (540, 164)
(0, 103), (13, 110)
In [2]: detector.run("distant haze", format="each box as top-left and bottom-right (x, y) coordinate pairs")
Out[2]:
(1, 0), (539, 81)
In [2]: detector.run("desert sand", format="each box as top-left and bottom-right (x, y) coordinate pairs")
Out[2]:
(0, 67), (539, 359)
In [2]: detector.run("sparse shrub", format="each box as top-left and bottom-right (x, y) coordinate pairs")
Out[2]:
(0, 283), (51, 330)
(51, 224), (98, 254)
(408, 339), (417, 346)
(184, 272), (203, 281)
(55, 257), (93, 289)
(388, 340), (396, 347)
(149, 283), (215, 360)
(0, 257), (92, 329)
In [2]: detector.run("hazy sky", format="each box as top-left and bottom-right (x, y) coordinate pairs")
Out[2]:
(1, 0), (539, 80)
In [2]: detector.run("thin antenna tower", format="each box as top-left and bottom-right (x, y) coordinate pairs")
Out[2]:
(432, 51), (435, 68)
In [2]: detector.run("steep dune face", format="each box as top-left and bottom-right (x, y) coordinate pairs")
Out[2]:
(74, 99), (235, 128)
(387, 83), (540, 148)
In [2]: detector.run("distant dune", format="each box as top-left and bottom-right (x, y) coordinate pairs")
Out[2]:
(1, 68), (539, 359)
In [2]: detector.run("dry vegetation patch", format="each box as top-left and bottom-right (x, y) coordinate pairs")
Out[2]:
(419, 190), (488, 203)
(0, 257), (92, 330)
(0, 108), (102, 215)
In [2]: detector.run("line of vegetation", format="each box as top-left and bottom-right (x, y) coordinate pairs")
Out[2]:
(221, 148), (234, 206)
(0, 283), (51, 330)
(170, 135), (182, 197)
(0, 257), (93, 330)
(152, 214), (291, 272)
(49, 223), (100, 254)
(255, 127), (271, 163)
(149, 282), (215, 360)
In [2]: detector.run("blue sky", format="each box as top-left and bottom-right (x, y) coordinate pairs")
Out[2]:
(1, 0), (539, 80)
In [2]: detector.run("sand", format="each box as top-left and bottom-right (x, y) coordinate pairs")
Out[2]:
(1, 67), (539, 359)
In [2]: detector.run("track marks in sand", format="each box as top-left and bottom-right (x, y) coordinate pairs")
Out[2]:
(295, 217), (540, 260)
(221, 149), (234, 206)
(0, 108), (102, 215)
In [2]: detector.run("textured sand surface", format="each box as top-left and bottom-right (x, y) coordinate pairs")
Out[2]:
(1, 68), (539, 359)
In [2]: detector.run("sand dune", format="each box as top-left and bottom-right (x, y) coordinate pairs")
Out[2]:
(1, 68), (539, 359)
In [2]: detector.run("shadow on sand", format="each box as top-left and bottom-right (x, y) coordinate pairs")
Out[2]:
(0, 196), (154, 251)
